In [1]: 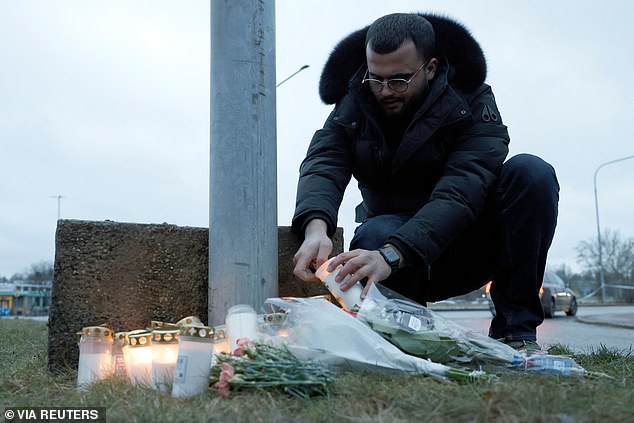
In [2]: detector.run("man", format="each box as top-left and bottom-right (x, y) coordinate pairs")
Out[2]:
(291, 13), (559, 350)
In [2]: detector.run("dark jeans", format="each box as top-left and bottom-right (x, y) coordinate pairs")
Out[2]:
(350, 154), (559, 342)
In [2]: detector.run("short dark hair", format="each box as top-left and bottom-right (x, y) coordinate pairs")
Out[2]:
(365, 13), (435, 61)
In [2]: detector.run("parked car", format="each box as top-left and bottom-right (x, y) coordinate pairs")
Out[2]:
(540, 272), (578, 317)
(485, 272), (578, 318)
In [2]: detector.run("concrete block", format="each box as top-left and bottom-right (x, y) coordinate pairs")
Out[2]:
(47, 219), (343, 371)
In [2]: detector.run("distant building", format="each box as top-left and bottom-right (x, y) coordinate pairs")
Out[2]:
(0, 281), (52, 316)
(0, 283), (13, 316)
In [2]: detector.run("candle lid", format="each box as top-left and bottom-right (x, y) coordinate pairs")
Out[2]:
(176, 316), (203, 326)
(113, 331), (129, 345)
(152, 329), (180, 344)
(227, 304), (256, 316)
(80, 325), (113, 340)
(262, 313), (286, 324)
(214, 327), (226, 341)
(179, 325), (214, 340)
(128, 330), (152, 347)
(150, 321), (179, 330)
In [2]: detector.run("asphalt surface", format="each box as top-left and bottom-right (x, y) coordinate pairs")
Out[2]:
(576, 312), (634, 329)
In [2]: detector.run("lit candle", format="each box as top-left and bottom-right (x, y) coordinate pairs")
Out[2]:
(151, 329), (180, 392)
(77, 325), (113, 390)
(126, 330), (153, 386)
(172, 325), (215, 398)
(315, 259), (364, 313)
(261, 312), (288, 340)
(211, 326), (228, 366)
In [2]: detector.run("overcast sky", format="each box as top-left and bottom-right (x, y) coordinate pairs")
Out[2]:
(2, 0), (634, 278)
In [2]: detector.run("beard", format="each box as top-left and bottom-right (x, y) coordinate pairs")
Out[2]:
(378, 83), (427, 118)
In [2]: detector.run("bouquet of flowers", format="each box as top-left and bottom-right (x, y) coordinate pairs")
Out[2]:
(262, 297), (488, 382)
(211, 338), (335, 399)
(357, 284), (587, 376)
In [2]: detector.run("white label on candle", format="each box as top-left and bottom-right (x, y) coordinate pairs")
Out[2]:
(112, 353), (127, 377)
(173, 355), (188, 384)
(171, 341), (214, 398)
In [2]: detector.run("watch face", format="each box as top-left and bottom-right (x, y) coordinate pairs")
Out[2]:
(380, 247), (400, 266)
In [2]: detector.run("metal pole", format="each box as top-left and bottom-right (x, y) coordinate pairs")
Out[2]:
(593, 154), (634, 304)
(51, 195), (64, 221)
(209, 1), (278, 326)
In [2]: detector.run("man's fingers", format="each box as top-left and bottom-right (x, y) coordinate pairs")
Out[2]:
(327, 251), (353, 272)
(315, 240), (333, 268)
(360, 277), (379, 300)
(293, 264), (319, 282)
(293, 253), (315, 281)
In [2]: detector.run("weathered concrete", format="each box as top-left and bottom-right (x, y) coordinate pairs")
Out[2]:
(48, 219), (343, 371)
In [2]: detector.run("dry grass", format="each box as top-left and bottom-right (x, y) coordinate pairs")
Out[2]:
(1, 319), (632, 423)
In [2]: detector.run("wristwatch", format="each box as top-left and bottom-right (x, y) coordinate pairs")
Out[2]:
(378, 245), (401, 273)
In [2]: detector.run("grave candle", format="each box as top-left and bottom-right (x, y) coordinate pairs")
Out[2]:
(151, 329), (180, 392)
(172, 325), (215, 398)
(126, 330), (153, 386)
(77, 325), (113, 390)
(225, 304), (258, 352)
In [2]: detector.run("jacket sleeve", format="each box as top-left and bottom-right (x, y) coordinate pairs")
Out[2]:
(389, 85), (510, 268)
(291, 100), (356, 238)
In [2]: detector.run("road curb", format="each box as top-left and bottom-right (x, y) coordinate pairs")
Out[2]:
(576, 313), (634, 329)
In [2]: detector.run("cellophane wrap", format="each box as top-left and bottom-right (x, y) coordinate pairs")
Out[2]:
(262, 296), (484, 381)
(357, 284), (586, 376)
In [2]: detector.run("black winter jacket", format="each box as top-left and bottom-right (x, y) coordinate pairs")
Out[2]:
(292, 14), (510, 269)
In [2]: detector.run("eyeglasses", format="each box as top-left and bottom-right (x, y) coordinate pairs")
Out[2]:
(362, 61), (428, 93)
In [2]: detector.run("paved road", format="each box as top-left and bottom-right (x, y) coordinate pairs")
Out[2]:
(436, 305), (634, 354)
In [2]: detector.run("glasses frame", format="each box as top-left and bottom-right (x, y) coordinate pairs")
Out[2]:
(362, 61), (428, 93)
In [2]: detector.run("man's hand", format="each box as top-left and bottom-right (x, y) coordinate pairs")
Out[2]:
(326, 249), (392, 299)
(292, 219), (333, 282)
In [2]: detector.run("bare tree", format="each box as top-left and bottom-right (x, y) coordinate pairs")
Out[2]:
(576, 229), (634, 301)
(10, 261), (54, 284)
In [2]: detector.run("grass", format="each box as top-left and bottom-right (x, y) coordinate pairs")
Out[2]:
(1, 319), (633, 423)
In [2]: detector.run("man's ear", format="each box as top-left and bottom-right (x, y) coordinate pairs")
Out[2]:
(426, 58), (438, 79)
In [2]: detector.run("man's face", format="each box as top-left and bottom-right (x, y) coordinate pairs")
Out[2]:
(365, 40), (436, 117)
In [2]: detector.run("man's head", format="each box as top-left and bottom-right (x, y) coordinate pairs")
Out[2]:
(364, 13), (437, 116)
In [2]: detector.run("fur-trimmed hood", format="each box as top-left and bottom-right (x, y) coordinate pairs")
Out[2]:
(319, 13), (487, 105)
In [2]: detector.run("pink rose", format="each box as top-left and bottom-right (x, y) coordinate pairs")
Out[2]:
(220, 362), (235, 380)
(214, 362), (236, 397)
(214, 379), (230, 398)
(233, 337), (255, 356)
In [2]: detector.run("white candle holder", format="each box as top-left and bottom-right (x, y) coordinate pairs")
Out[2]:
(315, 258), (364, 313)
(151, 329), (180, 392)
(225, 304), (258, 352)
(172, 325), (215, 398)
(77, 325), (113, 390)
(126, 330), (153, 386)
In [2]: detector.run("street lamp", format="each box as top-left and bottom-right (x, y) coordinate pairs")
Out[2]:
(50, 194), (64, 221)
(593, 154), (634, 303)
(276, 65), (309, 88)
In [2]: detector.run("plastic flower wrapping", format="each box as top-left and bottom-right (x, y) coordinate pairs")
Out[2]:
(262, 296), (488, 382)
(356, 283), (587, 376)
(261, 283), (586, 379)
